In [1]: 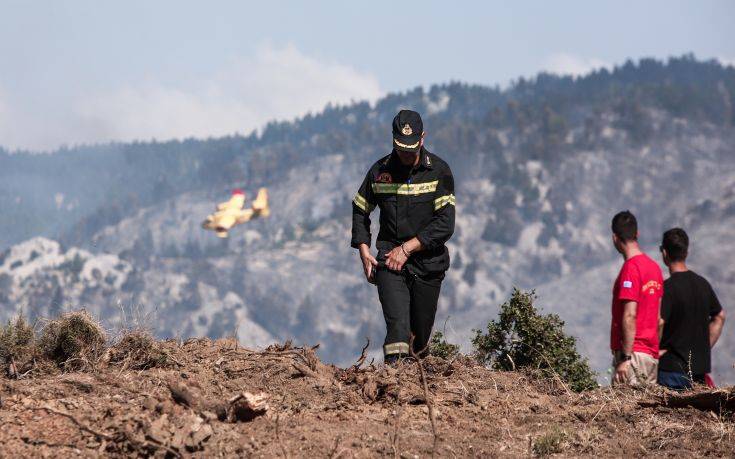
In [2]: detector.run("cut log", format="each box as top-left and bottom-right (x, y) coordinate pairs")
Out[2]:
(642, 388), (735, 412)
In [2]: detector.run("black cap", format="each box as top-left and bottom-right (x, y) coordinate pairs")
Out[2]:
(392, 110), (423, 153)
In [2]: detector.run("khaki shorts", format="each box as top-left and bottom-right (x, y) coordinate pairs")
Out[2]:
(611, 351), (658, 386)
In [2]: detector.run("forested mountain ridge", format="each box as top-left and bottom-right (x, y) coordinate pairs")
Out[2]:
(2, 55), (732, 248)
(2, 55), (734, 382)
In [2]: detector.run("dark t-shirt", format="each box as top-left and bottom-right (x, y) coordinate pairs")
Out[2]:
(659, 271), (722, 374)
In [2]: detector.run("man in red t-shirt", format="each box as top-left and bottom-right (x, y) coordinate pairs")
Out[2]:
(609, 211), (663, 385)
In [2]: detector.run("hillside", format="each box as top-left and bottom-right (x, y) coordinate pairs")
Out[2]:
(1, 337), (733, 457)
(1, 55), (735, 382)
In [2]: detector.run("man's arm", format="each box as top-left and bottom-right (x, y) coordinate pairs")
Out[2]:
(415, 165), (455, 251)
(707, 282), (725, 348)
(351, 171), (378, 282)
(710, 309), (726, 348)
(614, 300), (637, 384)
(621, 300), (637, 355)
(657, 299), (664, 342)
(659, 286), (673, 357)
(351, 171), (376, 249)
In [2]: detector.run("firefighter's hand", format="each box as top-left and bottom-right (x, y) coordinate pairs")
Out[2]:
(358, 244), (378, 283)
(385, 245), (408, 272)
(613, 360), (631, 384)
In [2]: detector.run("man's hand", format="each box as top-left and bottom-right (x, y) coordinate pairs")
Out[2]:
(613, 360), (631, 384)
(384, 238), (422, 272)
(385, 245), (409, 272)
(358, 244), (378, 283)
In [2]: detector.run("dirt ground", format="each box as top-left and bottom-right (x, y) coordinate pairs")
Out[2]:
(0, 338), (733, 458)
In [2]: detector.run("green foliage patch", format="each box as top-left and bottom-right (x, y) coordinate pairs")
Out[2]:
(428, 331), (460, 360)
(472, 289), (597, 392)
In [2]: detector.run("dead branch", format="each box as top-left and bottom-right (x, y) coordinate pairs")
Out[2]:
(351, 337), (370, 370)
(21, 436), (77, 449)
(125, 432), (182, 458)
(409, 334), (439, 457)
(31, 405), (112, 441)
(292, 361), (320, 379)
(391, 365), (404, 458)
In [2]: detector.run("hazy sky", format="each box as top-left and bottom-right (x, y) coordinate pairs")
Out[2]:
(1, 1), (733, 151)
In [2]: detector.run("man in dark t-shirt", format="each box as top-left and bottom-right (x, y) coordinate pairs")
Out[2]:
(658, 228), (727, 390)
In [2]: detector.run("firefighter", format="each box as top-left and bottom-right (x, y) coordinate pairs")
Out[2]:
(351, 110), (455, 362)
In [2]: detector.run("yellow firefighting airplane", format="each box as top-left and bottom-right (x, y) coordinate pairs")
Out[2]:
(201, 188), (270, 238)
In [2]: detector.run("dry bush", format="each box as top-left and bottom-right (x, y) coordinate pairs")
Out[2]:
(38, 311), (106, 370)
(109, 330), (171, 370)
(533, 426), (568, 456)
(0, 314), (37, 375)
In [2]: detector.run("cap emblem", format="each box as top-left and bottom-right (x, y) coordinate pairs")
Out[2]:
(401, 123), (413, 136)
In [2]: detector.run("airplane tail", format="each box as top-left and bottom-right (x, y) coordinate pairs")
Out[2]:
(251, 188), (270, 217)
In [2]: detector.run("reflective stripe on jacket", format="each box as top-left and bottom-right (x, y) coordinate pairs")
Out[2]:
(351, 147), (455, 275)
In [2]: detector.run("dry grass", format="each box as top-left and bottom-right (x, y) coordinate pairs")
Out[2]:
(532, 425), (568, 456)
(0, 314), (36, 377)
(109, 330), (172, 370)
(1, 310), (175, 377)
(38, 311), (106, 371)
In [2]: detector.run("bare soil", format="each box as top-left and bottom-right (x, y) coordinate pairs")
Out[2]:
(0, 338), (733, 457)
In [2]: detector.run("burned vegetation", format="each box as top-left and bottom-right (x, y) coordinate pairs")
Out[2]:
(0, 309), (733, 457)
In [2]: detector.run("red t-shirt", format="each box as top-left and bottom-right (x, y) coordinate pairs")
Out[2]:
(610, 253), (663, 358)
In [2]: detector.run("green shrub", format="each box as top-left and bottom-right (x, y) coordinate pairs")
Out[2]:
(472, 289), (597, 392)
(428, 331), (460, 360)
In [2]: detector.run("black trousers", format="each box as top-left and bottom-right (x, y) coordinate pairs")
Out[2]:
(375, 267), (443, 359)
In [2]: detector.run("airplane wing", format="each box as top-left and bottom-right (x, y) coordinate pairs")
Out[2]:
(217, 189), (246, 211)
(235, 209), (255, 224)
